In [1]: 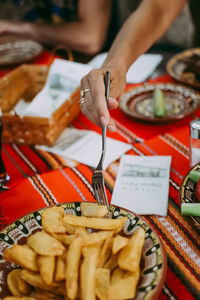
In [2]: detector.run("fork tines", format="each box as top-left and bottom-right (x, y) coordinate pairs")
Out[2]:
(92, 169), (108, 206)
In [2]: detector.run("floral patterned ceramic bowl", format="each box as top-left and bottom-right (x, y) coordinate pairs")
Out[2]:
(0, 39), (43, 67)
(119, 83), (200, 124)
(0, 202), (167, 299)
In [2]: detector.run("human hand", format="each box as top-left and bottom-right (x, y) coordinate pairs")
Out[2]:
(80, 66), (126, 131)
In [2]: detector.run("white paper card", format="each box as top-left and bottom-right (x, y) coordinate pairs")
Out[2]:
(37, 128), (132, 169)
(23, 59), (92, 118)
(88, 53), (163, 83)
(126, 54), (163, 83)
(111, 155), (172, 216)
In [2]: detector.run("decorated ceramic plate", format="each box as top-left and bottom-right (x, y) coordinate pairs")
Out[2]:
(0, 39), (43, 67)
(179, 164), (200, 227)
(167, 48), (200, 89)
(119, 83), (200, 123)
(0, 202), (166, 300)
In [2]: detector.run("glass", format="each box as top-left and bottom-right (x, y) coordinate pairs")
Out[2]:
(190, 119), (200, 167)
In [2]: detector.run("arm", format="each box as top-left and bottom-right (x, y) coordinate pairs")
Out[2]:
(0, 0), (111, 55)
(80, 0), (187, 131)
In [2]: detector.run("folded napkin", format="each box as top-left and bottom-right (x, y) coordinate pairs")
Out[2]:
(37, 128), (132, 169)
(111, 155), (172, 216)
(22, 59), (91, 118)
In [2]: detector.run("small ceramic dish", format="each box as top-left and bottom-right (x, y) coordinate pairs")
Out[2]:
(0, 202), (167, 300)
(166, 48), (200, 89)
(179, 164), (200, 227)
(119, 83), (200, 124)
(0, 39), (43, 67)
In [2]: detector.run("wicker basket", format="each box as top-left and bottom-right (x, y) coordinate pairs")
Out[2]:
(0, 52), (81, 146)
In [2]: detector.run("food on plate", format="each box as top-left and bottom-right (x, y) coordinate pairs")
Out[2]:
(153, 89), (166, 117)
(181, 72), (196, 84)
(42, 206), (66, 233)
(7, 269), (24, 297)
(118, 227), (145, 272)
(3, 245), (38, 272)
(80, 202), (108, 217)
(188, 169), (200, 183)
(196, 178), (200, 201)
(180, 54), (200, 84)
(181, 203), (200, 216)
(187, 169), (200, 202)
(27, 231), (65, 256)
(3, 203), (145, 300)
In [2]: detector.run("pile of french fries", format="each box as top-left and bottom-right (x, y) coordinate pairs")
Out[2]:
(3, 203), (145, 300)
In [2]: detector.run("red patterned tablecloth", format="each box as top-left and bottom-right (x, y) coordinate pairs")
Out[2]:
(0, 51), (199, 300)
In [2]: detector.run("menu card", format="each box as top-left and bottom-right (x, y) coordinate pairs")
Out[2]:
(111, 155), (172, 216)
(37, 128), (132, 169)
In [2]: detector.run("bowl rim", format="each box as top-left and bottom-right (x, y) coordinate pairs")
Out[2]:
(118, 82), (200, 124)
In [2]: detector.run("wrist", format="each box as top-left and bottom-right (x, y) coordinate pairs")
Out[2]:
(102, 63), (126, 78)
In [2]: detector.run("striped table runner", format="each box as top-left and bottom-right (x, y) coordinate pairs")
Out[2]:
(0, 52), (199, 299)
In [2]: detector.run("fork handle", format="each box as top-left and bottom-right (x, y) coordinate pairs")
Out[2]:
(101, 72), (110, 162)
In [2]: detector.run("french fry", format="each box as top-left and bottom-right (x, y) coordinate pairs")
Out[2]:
(66, 236), (82, 300)
(98, 232), (114, 268)
(63, 215), (128, 230)
(80, 246), (100, 300)
(108, 268), (140, 299)
(75, 226), (87, 235)
(95, 268), (110, 300)
(118, 227), (145, 272)
(17, 274), (31, 295)
(20, 270), (65, 296)
(80, 202), (108, 217)
(52, 233), (75, 246)
(34, 288), (64, 300)
(64, 223), (76, 235)
(112, 235), (129, 255)
(38, 255), (55, 285)
(42, 206), (66, 233)
(55, 253), (66, 282)
(27, 231), (65, 256)
(110, 267), (123, 285)
(104, 255), (118, 272)
(7, 269), (23, 296)
(3, 245), (38, 272)
(82, 231), (114, 247)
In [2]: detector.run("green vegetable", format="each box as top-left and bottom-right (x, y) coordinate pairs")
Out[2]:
(153, 89), (166, 117)
(181, 203), (200, 216)
(188, 170), (200, 183)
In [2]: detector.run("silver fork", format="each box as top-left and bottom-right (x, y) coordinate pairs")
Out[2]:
(92, 71), (110, 206)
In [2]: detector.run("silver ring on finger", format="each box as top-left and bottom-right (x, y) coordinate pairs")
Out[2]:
(79, 97), (85, 106)
(80, 88), (90, 97)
